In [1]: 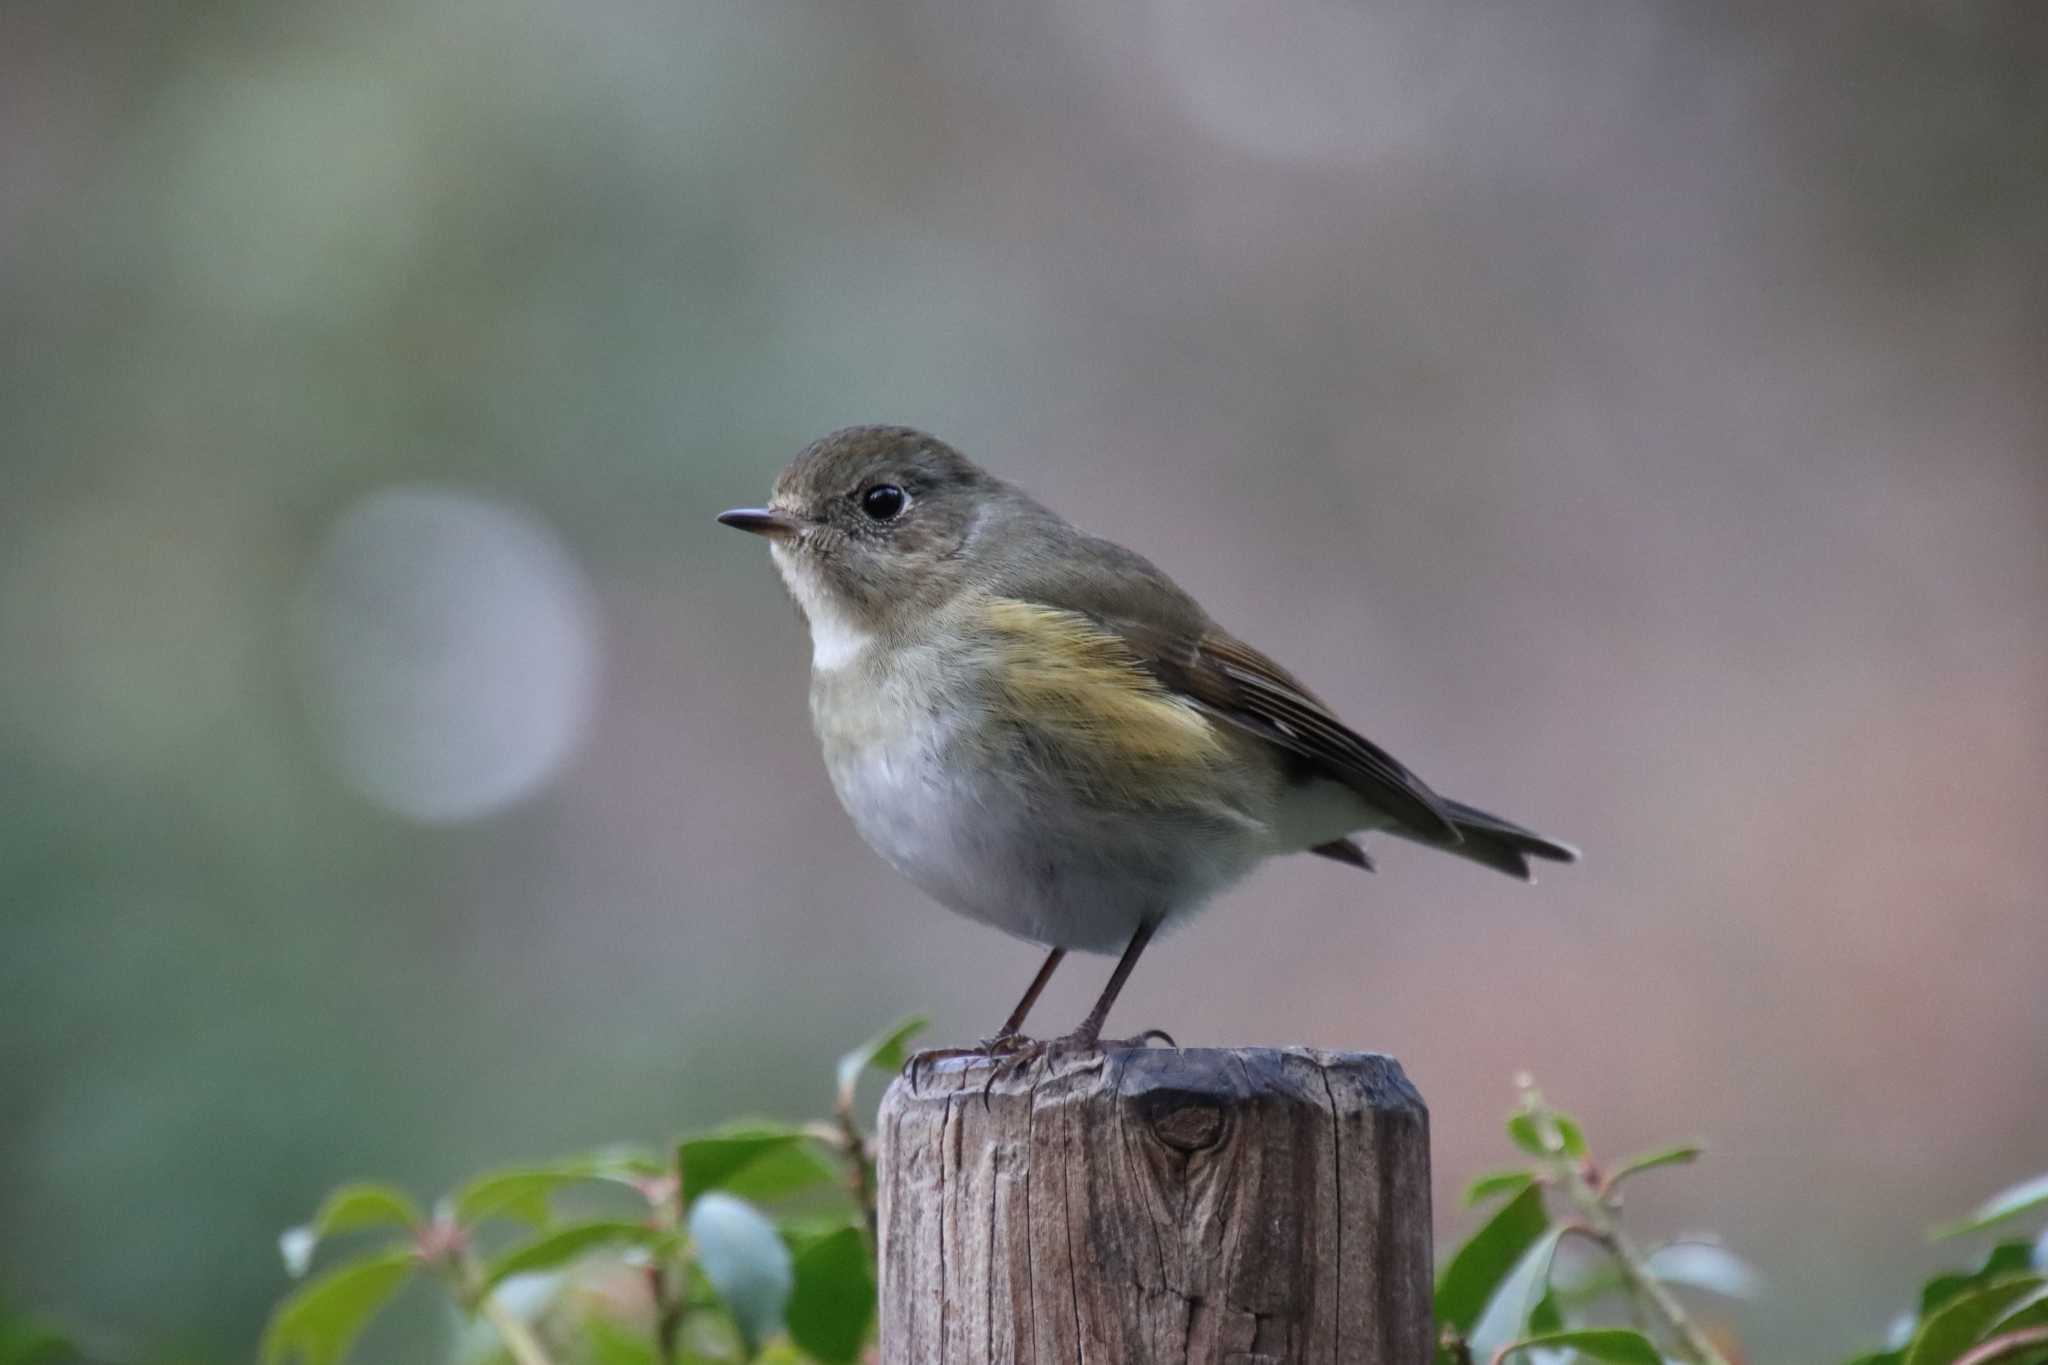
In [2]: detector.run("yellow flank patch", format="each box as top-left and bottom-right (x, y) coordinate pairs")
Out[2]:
(981, 598), (1226, 801)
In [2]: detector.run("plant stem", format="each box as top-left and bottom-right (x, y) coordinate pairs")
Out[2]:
(479, 1293), (559, 1365)
(1956, 1327), (2048, 1365)
(647, 1263), (684, 1365)
(824, 1103), (879, 1252)
(445, 1249), (559, 1365)
(1562, 1164), (1732, 1365)
(1603, 1223), (1731, 1365)
(649, 1149), (688, 1365)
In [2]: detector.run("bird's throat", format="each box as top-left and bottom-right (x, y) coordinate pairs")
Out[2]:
(771, 543), (876, 671)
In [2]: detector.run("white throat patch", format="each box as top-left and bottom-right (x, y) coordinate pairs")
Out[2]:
(770, 543), (874, 671)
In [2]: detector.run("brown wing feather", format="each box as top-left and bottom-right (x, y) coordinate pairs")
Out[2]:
(1110, 621), (1461, 843)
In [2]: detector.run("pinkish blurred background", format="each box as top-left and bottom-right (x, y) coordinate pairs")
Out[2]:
(3, 1), (2043, 1358)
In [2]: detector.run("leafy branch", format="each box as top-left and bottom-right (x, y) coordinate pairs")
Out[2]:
(1436, 1074), (1743, 1365)
(18, 1028), (2048, 1365)
(258, 1014), (924, 1365)
(1439, 1077), (2048, 1365)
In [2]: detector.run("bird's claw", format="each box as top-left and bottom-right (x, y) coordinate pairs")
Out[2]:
(900, 1032), (1047, 1088)
(973, 1027), (1178, 1107)
(899, 1045), (981, 1086)
(904, 1029), (1177, 1102)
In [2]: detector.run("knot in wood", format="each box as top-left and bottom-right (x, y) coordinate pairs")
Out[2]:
(1150, 1100), (1224, 1151)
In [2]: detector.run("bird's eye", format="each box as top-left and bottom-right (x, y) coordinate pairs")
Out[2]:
(859, 484), (907, 522)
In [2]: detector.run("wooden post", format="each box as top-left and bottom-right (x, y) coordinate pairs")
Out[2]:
(876, 1047), (1432, 1365)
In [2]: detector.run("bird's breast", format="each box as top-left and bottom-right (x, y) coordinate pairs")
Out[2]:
(804, 640), (1279, 952)
(809, 659), (1014, 920)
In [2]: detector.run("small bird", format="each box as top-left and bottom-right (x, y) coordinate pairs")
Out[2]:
(719, 426), (1576, 1053)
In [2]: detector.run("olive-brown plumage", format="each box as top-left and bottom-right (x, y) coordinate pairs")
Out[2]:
(719, 425), (1576, 1048)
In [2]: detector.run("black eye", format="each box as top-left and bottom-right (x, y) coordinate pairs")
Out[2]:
(859, 484), (907, 522)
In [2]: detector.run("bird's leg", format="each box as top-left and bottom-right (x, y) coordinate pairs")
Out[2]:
(1057, 920), (1161, 1050)
(972, 925), (1172, 1103)
(984, 946), (1066, 1049)
(903, 946), (1070, 1082)
(917, 925), (1170, 1094)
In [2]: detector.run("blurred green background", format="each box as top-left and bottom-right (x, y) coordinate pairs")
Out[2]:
(3, 1), (2044, 1358)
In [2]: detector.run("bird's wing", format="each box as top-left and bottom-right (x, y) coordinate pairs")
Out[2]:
(1119, 621), (1461, 844)
(986, 530), (1460, 844)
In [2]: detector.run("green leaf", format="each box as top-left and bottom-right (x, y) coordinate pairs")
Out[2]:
(1507, 1108), (1585, 1160)
(280, 1184), (423, 1278)
(718, 1141), (839, 1207)
(0, 1330), (76, 1365)
(678, 1125), (834, 1207)
(1606, 1143), (1703, 1190)
(1905, 1276), (2048, 1365)
(569, 1144), (668, 1180)
(778, 1215), (863, 1256)
(1435, 1183), (1550, 1334)
(452, 1171), (583, 1228)
(1497, 1328), (1662, 1365)
(1970, 1304), (2048, 1365)
(787, 1225), (875, 1365)
(451, 1156), (643, 1229)
(1527, 1289), (1564, 1334)
(308, 1183), (424, 1235)
(836, 1013), (930, 1106)
(1935, 1173), (2048, 1241)
(1464, 1169), (1537, 1208)
(0, 1300), (80, 1365)
(689, 1193), (793, 1353)
(484, 1219), (671, 1290)
(1926, 1245), (2039, 1316)
(261, 1251), (415, 1365)
(1470, 1226), (1567, 1359)
(1505, 1113), (1549, 1156)
(1551, 1113), (1588, 1160)
(1946, 1303), (2048, 1365)
(451, 1150), (658, 1230)
(583, 1316), (662, 1365)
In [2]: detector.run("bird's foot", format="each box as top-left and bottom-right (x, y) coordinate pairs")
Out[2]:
(1000, 1025), (1177, 1065)
(970, 1027), (1177, 1105)
(900, 1032), (1043, 1084)
(906, 1029), (1178, 1097)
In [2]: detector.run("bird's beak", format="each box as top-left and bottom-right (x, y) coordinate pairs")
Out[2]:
(717, 507), (801, 540)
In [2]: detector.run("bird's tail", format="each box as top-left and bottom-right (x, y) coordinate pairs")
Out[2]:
(1405, 798), (1580, 882)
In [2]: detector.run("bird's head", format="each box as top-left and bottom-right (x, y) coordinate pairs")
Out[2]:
(718, 425), (1000, 662)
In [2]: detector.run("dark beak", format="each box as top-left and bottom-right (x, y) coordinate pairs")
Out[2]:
(717, 507), (801, 539)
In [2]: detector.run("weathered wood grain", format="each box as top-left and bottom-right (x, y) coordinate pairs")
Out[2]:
(877, 1048), (1431, 1365)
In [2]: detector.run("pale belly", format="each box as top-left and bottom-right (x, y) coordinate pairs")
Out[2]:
(818, 708), (1274, 954)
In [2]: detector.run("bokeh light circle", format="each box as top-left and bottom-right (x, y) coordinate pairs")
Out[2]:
(295, 486), (600, 824)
